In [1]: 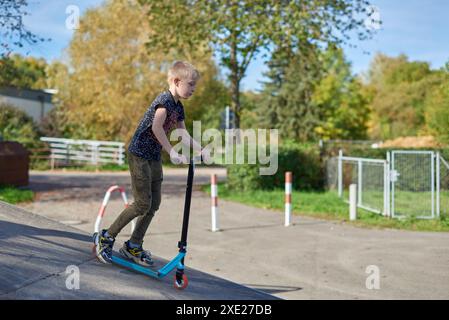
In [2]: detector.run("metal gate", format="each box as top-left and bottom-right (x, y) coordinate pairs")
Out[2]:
(391, 151), (436, 219)
(336, 150), (447, 220)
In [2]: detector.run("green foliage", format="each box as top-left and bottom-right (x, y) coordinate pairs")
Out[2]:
(0, 186), (34, 204)
(227, 141), (324, 191)
(0, 103), (40, 149)
(140, 0), (374, 129)
(0, 54), (48, 89)
(366, 54), (445, 139)
(38, 105), (73, 139)
(257, 43), (322, 141)
(312, 48), (370, 140)
(257, 45), (370, 142)
(424, 75), (449, 144)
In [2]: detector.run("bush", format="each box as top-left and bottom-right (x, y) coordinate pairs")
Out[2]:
(0, 103), (40, 149)
(227, 140), (325, 191)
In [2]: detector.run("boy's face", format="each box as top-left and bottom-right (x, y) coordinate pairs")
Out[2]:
(175, 77), (197, 99)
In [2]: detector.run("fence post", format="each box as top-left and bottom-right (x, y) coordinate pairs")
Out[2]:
(349, 184), (357, 221)
(358, 160), (362, 206)
(118, 144), (124, 165)
(285, 172), (292, 227)
(431, 151), (435, 218)
(384, 152), (391, 217)
(211, 174), (219, 232)
(50, 153), (55, 170)
(66, 143), (70, 166)
(436, 152), (440, 218)
(338, 150), (343, 197)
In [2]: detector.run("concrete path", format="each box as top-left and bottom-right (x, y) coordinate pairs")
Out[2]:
(13, 168), (449, 299)
(0, 201), (276, 300)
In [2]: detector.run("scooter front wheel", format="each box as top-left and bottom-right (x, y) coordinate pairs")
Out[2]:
(174, 273), (188, 290)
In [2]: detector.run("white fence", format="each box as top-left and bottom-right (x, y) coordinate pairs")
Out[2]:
(40, 137), (125, 168)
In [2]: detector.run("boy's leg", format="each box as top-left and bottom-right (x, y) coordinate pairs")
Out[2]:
(107, 153), (153, 238)
(129, 159), (163, 245)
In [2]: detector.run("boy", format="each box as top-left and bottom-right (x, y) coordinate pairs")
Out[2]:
(94, 61), (207, 266)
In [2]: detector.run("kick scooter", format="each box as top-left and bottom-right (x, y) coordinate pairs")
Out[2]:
(93, 156), (200, 289)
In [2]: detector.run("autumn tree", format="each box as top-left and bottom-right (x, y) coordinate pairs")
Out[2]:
(56, 0), (225, 142)
(0, 54), (47, 89)
(366, 54), (444, 139)
(424, 62), (449, 144)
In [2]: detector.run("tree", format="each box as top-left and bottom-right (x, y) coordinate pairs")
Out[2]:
(55, 0), (225, 142)
(312, 47), (370, 140)
(257, 43), (322, 141)
(366, 54), (443, 139)
(138, 0), (375, 130)
(256, 45), (370, 142)
(0, 0), (47, 57)
(424, 65), (449, 145)
(0, 102), (39, 148)
(0, 54), (47, 89)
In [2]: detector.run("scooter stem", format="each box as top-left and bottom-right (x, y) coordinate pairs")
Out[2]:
(178, 157), (197, 252)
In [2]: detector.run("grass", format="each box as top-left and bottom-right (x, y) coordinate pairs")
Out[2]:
(202, 183), (449, 232)
(342, 189), (449, 218)
(0, 186), (34, 204)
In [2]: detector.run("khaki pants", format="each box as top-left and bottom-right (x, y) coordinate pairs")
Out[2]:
(107, 152), (163, 245)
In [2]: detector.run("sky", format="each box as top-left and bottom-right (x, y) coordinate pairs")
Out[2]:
(9, 0), (449, 92)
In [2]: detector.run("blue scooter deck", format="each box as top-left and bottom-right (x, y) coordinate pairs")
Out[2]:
(111, 251), (186, 279)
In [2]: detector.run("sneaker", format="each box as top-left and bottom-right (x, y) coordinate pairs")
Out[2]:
(93, 229), (115, 264)
(119, 241), (154, 267)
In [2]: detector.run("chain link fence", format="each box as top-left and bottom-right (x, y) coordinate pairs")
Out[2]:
(391, 151), (435, 219)
(338, 155), (388, 216)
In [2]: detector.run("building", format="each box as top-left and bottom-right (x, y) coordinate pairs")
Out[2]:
(0, 86), (56, 123)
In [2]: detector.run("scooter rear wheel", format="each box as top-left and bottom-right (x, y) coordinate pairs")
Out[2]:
(174, 274), (188, 290)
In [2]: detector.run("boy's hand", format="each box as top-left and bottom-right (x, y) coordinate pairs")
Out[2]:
(170, 149), (188, 165)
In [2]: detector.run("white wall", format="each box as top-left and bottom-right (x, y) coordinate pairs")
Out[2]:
(0, 96), (54, 123)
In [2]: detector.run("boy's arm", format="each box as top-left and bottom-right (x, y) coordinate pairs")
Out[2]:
(153, 107), (187, 164)
(152, 107), (175, 154)
(177, 120), (202, 153)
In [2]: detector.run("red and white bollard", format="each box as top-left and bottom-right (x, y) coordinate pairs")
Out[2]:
(211, 174), (219, 232)
(94, 185), (135, 234)
(285, 172), (292, 227)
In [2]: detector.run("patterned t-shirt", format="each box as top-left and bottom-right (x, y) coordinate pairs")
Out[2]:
(128, 90), (185, 161)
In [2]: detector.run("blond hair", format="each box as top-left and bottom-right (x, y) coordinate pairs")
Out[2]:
(167, 61), (200, 84)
